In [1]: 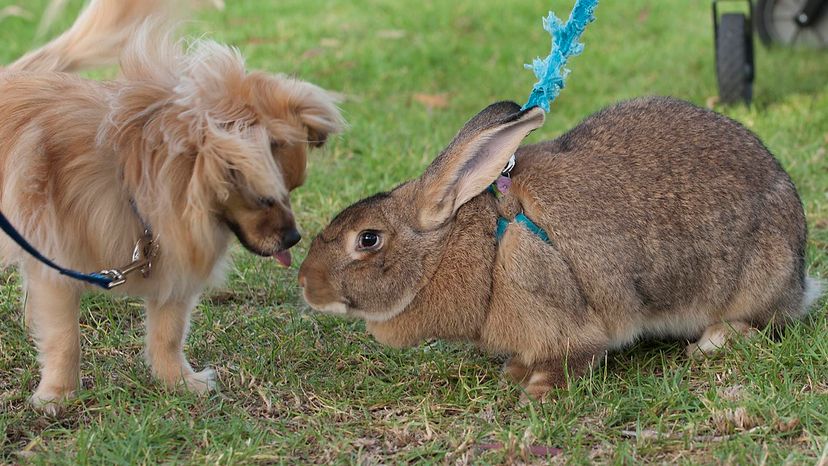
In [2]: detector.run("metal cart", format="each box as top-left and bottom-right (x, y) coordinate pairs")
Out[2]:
(713, 0), (828, 104)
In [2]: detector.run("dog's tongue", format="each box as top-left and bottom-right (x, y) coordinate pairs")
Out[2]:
(274, 250), (292, 267)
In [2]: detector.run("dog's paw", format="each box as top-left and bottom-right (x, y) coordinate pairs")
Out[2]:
(30, 387), (75, 415)
(184, 368), (217, 394)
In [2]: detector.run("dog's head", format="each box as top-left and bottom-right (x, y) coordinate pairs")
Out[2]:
(180, 60), (344, 266)
(108, 30), (344, 266)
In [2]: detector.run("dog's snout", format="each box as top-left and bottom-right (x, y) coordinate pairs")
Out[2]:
(281, 227), (301, 250)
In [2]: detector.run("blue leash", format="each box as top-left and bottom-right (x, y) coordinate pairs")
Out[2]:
(522, 0), (599, 112)
(493, 0), (599, 243)
(0, 211), (114, 288)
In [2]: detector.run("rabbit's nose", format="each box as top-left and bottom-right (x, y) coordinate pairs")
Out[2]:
(298, 271), (307, 288)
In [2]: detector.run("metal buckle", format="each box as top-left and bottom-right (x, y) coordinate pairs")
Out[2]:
(99, 269), (126, 289)
(96, 230), (159, 289)
(134, 231), (159, 278)
(501, 154), (517, 177)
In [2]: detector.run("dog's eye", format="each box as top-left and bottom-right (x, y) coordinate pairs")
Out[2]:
(257, 196), (276, 208)
(356, 230), (381, 251)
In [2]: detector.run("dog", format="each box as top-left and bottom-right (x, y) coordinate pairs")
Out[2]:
(1, 0), (344, 412)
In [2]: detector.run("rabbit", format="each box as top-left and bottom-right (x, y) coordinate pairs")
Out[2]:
(298, 96), (822, 400)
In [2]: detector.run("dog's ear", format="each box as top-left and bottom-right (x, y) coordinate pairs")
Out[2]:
(244, 73), (345, 148)
(291, 84), (345, 147)
(175, 40), (251, 124)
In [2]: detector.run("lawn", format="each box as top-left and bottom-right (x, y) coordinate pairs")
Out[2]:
(1, 0), (827, 463)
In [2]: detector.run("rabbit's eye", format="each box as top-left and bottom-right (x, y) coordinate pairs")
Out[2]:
(357, 230), (381, 251)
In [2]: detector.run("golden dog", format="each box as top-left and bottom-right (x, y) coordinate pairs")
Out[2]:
(1, 0), (344, 412)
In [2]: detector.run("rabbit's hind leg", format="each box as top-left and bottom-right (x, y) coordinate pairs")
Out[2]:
(685, 321), (757, 359)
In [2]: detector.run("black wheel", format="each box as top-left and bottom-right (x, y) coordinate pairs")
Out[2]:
(716, 13), (755, 105)
(756, 0), (828, 47)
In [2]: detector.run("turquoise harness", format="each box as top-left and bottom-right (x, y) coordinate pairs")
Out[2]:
(497, 213), (549, 243)
(489, 155), (550, 244)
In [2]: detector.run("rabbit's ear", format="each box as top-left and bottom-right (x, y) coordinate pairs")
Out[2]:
(416, 103), (545, 230)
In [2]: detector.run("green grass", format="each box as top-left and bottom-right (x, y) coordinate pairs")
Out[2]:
(1, 0), (827, 463)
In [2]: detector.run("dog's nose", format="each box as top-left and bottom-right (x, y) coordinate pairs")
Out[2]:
(281, 227), (302, 250)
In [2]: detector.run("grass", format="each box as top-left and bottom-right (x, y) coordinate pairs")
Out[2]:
(1, 0), (826, 463)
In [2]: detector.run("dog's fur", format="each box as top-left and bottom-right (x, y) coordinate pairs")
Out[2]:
(1, 0), (344, 412)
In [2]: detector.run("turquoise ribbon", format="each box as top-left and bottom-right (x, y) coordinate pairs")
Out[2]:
(522, 0), (599, 111)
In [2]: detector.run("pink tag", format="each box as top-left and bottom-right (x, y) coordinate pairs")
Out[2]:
(496, 176), (512, 195)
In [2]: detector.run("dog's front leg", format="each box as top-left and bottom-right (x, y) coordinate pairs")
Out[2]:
(24, 277), (82, 413)
(144, 297), (216, 394)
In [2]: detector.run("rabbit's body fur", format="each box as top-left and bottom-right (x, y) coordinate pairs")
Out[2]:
(301, 97), (821, 400)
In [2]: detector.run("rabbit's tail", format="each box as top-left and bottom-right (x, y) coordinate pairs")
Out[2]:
(8, 0), (173, 74)
(802, 276), (824, 314)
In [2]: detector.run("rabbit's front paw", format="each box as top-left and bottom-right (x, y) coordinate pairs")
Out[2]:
(519, 370), (561, 404)
(366, 321), (421, 348)
(502, 358), (531, 383)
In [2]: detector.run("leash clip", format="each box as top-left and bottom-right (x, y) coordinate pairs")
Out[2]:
(98, 269), (126, 288)
(501, 154), (516, 177)
(98, 230), (159, 289)
(491, 154), (517, 198)
(132, 230), (159, 278)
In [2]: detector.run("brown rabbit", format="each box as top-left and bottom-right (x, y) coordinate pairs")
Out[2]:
(298, 97), (822, 400)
